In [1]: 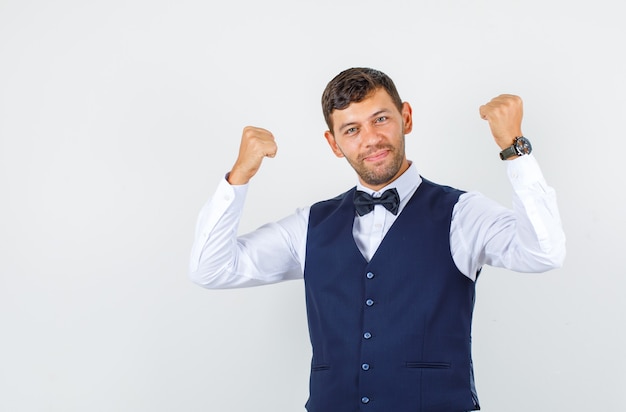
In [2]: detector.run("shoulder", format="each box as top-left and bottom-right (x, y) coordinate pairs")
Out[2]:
(311, 187), (355, 209)
(309, 187), (356, 226)
(418, 177), (466, 204)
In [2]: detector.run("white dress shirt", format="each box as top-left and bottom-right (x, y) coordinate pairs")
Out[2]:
(189, 155), (566, 288)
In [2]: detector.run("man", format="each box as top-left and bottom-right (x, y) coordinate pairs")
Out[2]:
(189, 67), (566, 411)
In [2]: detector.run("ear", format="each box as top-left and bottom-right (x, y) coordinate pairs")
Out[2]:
(401, 102), (413, 134)
(324, 130), (345, 158)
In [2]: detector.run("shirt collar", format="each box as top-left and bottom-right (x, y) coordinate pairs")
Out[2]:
(355, 161), (422, 202)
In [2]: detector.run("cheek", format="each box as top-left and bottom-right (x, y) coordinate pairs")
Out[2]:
(337, 140), (360, 159)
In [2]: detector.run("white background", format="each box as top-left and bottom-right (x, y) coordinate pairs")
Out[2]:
(1, 0), (624, 411)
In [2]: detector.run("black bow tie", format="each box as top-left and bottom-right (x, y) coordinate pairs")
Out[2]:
(354, 188), (400, 216)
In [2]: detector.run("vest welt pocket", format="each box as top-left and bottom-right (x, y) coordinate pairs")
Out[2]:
(311, 364), (330, 372)
(405, 361), (451, 369)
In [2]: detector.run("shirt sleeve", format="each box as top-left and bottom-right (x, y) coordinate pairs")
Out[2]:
(450, 155), (566, 280)
(189, 177), (308, 289)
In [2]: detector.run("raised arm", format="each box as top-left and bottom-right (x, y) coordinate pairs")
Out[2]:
(451, 95), (566, 278)
(189, 127), (306, 289)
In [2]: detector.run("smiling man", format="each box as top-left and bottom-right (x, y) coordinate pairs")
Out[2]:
(189, 67), (566, 411)
(323, 87), (411, 190)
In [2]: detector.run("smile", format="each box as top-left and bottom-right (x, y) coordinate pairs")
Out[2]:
(363, 149), (390, 162)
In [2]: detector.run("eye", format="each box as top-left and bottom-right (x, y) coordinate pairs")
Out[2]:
(345, 127), (358, 135)
(375, 116), (387, 123)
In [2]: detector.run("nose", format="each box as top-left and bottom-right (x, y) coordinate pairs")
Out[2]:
(361, 124), (382, 147)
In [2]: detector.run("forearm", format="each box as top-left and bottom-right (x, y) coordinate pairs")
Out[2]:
(188, 178), (248, 288)
(488, 155), (566, 272)
(502, 155), (566, 270)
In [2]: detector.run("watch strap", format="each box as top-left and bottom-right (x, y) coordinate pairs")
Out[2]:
(499, 145), (518, 160)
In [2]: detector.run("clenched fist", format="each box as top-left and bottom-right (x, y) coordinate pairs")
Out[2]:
(479, 94), (524, 151)
(228, 126), (278, 185)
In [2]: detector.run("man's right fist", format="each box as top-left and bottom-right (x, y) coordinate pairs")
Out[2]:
(228, 126), (278, 185)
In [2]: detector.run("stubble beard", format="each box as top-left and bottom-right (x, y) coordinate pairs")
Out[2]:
(351, 140), (406, 187)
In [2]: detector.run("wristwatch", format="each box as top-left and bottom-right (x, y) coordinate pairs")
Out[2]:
(499, 136), (532, 160)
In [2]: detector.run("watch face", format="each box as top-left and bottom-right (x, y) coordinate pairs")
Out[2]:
(514, 137), (532, 155)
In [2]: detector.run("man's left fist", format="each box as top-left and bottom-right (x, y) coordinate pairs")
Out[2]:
(479, 94), (524, 150)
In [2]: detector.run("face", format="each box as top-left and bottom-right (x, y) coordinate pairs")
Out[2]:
(324, 88), (413, 191)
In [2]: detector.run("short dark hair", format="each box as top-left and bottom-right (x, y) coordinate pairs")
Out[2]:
(321, 67), (403, 133)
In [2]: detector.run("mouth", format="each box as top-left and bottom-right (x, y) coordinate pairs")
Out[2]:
(363, 149), (390, 163)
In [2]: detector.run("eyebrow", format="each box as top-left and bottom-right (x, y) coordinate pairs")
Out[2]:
(338, 109), (391, 131)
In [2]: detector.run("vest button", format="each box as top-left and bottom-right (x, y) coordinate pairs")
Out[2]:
(363, 332), (372, 339)
(365, 299), (374, 307)
(361, 396), (370, 404)
(366, 272), (375, 279)
(361, 363), (370, 371)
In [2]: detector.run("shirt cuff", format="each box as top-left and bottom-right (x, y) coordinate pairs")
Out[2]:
(217, 173), (248, 207)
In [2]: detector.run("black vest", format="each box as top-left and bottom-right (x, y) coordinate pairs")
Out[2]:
(303, 179), (480, 412)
